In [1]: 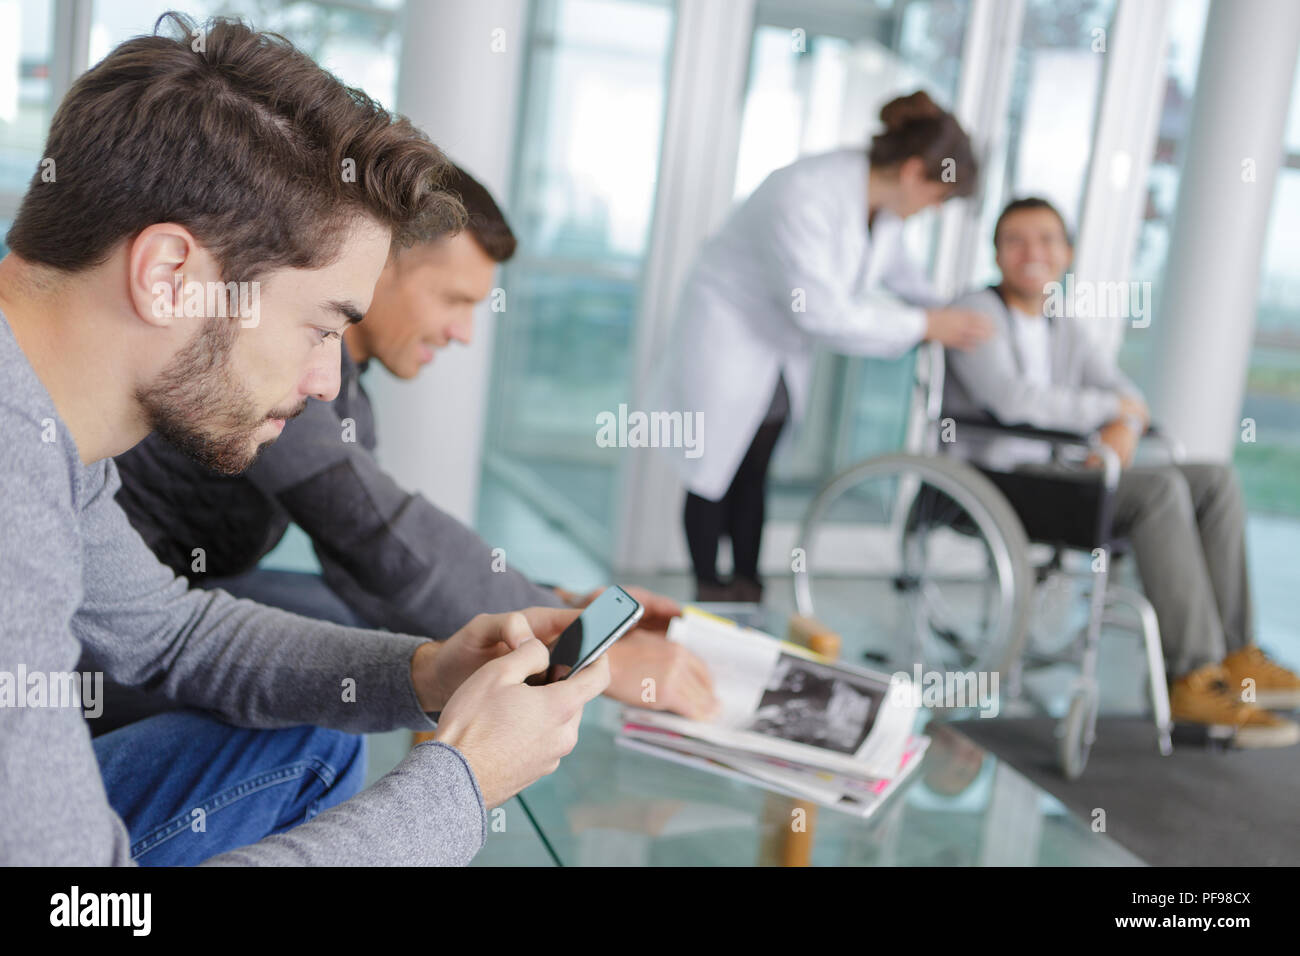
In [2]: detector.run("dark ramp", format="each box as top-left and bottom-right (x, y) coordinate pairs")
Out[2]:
(945, 716), (1300, 866)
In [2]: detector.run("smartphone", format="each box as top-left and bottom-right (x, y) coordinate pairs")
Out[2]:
(547, 586), (643, 682)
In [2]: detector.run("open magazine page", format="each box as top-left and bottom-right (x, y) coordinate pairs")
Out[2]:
(658, 610), (781, 723)
(623, 610), (918, 779)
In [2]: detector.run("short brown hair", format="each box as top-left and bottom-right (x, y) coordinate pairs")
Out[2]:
(446, 164), (516, 262)
(407, 163), (516, 263)
(6, 12), (465, 283)
(868, 90), (978, 199)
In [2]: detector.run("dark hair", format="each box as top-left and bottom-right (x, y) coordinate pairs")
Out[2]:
(993, 196), (1073, 247)
(6, 12), (465, 284)
(411, 163), (516, 262)
(868, 90), (978, 198)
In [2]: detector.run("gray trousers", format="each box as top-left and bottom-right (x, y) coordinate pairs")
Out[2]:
(1111, 463), (1253, 679)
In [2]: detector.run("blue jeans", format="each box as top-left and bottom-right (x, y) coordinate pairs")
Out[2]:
(93, 709), (366, 865)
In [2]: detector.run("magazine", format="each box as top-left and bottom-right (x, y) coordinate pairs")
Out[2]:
(617, 608), (926, 815)
(618, 722), (930, 818)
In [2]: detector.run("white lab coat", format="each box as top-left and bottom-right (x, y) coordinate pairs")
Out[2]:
(654, 149), (941, 501)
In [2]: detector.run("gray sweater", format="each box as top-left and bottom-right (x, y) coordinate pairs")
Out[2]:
(941, 286), (1144, 467)
(0, 311), (485, 865)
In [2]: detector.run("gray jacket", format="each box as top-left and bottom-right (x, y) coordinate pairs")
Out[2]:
(114, 345), (565, 639)
(941, 285), (1143, 465)
(0, 312), (484, 865)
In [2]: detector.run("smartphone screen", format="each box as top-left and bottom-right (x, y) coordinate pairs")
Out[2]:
(549, 586), (643, 681)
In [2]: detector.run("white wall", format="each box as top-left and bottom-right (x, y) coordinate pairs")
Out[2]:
(366, 0), (528, 525)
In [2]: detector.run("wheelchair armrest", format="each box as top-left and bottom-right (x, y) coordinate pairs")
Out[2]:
(945, 416), (1091, 449)
(946, 415), (1177, 469)
(1142, 423), (1186, 463)
(945, 416), (1121, 494)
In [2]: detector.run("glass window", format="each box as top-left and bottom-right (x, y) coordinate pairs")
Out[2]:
(88, 0), (403, 108)
(480, 0), (675, 558)
(0, 1), (55, 202)
(968, 0), (1118, 288)
(1, 0), (404, 239)
(731, 0), (971, 520)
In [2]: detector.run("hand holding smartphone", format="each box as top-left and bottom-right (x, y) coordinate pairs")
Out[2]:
(543, 585), (643, 683)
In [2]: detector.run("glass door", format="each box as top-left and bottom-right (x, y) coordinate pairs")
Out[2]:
(480, 0), (676, 562)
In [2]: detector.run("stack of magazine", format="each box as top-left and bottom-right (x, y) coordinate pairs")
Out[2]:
(617, 608), (929, 819)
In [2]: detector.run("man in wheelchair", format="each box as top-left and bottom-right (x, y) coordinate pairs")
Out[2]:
(940, 196), (1300, 749)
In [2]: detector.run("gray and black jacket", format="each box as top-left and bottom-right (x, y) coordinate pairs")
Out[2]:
(114, 346), (565, 639)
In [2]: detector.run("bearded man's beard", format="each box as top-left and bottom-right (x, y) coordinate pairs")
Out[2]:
(136, 318), (273, 476)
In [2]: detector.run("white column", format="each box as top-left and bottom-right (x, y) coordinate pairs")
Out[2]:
(931, 0), (1025, 300)
(364, 0), (528, 525)
(1071, 0), (1171, 358)
(611, 0), (756, 572)
(1145, 0), (1300, 461)
(49, 0), (92, 104)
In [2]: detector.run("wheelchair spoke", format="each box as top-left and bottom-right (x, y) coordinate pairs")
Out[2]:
(918, 580), (993, 668)
(797, 453), (1033, 699)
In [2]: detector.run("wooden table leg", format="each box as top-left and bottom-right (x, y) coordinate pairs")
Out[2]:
(759, 793), (818, 866)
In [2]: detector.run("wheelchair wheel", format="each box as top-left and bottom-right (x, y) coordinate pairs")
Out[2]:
(1059, 682), (1099, 780)
(794, 453), (1033, 689)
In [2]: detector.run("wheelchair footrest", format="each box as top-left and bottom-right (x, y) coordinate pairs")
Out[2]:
(1169, 721), (1235, 750)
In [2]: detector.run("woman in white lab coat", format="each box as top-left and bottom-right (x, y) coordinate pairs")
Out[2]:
(658, 91), (993, 602)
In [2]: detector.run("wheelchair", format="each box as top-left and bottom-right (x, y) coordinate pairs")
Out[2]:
(792, 343), (1180, 778)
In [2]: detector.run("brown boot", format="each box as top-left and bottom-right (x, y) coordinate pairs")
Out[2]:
(1221, 646), (1300, 710)
(1169, 664), (1300, 749)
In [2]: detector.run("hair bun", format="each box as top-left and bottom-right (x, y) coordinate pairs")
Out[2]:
(879, 90), (942, 131)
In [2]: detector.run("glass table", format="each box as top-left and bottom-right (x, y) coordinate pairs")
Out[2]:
(473, 600), (1144, 867)
(472, 698), (1144, 866)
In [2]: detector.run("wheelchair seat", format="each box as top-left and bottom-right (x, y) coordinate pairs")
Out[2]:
(795, 343), (1177, 778)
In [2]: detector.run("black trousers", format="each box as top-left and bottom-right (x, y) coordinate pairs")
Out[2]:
(684, 377), (789, 584)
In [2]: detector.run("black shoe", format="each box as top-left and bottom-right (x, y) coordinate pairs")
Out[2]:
(695, 578), (733, 602)
(730, 576), (764, 604)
